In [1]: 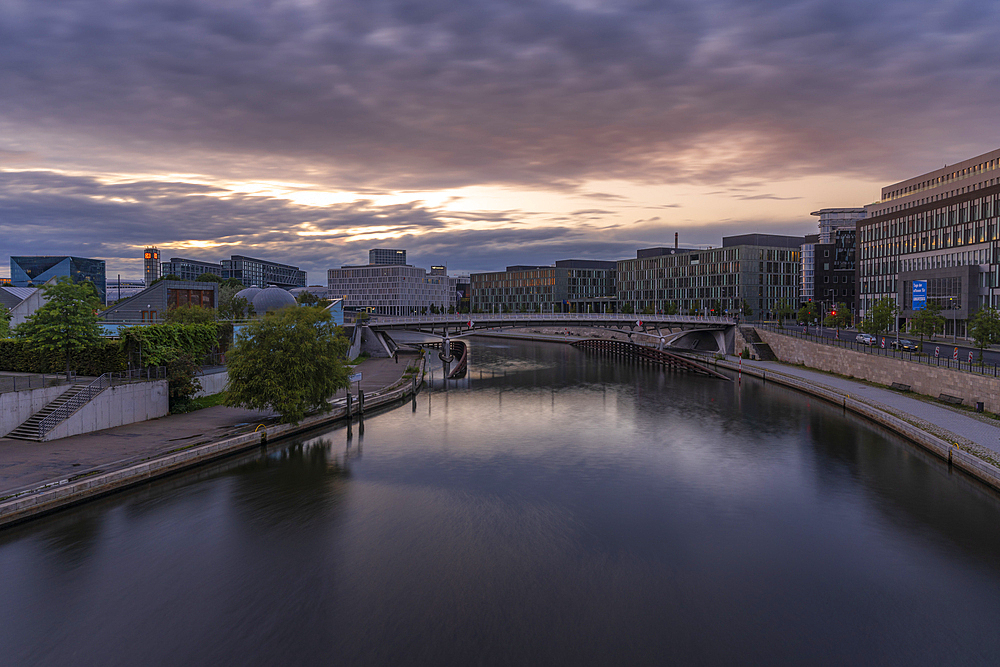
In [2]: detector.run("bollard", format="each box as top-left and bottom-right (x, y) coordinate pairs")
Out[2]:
(346, 392), (352, 418)
(358, 389), (365, 415)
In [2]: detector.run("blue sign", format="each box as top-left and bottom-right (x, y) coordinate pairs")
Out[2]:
(912, 280), (927, 311)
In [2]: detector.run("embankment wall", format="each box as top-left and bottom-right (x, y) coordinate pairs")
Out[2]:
(44, 381), (169, 441)
(1, 385), (72, 437)
(756, 328), (1000, 413)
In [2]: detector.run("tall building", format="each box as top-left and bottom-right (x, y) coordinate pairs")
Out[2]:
(616, 234), (802, 316)
(801, 208), (864, 312)
(470, 260), (617, 313)
(800, 234), (819, 304)
(143, 247), (160, 286)
(328, 252), (454, 316)
(858, 147), (1000, 337)
(814, 208), (866, 243)
(369, 249), (407, 266)
(10, 256), (106, 302)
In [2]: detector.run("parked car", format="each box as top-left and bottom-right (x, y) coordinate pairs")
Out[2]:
(891, 339), (919, 352)
(856, 333), (875, 345)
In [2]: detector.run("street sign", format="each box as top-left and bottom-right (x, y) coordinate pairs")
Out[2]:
(912, 280), (927, 311)
(968, 350), (974, 363)
(348, 372), (362, 382)
(934, 346), (940, 358)
(636, 320), (642, 327)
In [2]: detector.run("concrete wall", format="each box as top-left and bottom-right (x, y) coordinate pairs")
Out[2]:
(44, 380), (169, 441)
(756, 328), (1000, 413)
(194, 370), (228, 398)
(1, 385), (73, 437)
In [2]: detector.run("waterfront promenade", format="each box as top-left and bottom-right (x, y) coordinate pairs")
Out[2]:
(0, 355), (417, 503)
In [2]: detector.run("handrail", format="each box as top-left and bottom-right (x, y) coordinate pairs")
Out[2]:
(36, 367), (167, 439)
(365, 313), (736, 325)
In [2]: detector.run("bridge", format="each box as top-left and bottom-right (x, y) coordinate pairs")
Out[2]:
(347, 313), (738, 359)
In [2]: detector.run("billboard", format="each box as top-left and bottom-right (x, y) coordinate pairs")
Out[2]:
(912, 280), (927, 311)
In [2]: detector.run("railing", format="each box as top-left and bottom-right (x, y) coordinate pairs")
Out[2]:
(0, 372), (77, 395)
(35, 367), (167, 439)
(366, 313), (736, 326)
(756, 323), (1000, 378)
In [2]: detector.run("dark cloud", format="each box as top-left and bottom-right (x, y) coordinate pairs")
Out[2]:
(1, 0), (998, 188)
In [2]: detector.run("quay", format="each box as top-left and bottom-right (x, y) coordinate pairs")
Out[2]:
(0, 352), (425, 528)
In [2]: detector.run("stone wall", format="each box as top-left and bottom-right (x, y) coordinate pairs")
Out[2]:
(194, 370), (228, 398)
(1, 384), (72, 437)
(44, 380), (169, 441)
(756, 328), (1000, 413)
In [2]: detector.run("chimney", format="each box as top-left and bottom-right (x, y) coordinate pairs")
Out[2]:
(674, 232), (678, 250)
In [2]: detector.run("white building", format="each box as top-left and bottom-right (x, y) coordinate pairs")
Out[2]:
(328, 263), (455, 316)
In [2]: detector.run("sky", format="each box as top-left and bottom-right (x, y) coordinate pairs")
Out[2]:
(2, 0), (1000, 282)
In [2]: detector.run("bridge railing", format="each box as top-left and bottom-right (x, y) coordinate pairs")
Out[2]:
(366, 313), (735, 326)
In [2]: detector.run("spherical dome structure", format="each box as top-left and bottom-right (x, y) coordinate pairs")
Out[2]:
(235, 287), (262, 303)
(251, 287), (296, 314)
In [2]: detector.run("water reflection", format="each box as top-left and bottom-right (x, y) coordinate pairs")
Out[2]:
(1, 337), (1000, 666)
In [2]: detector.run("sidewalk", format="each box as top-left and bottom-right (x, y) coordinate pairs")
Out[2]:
(0, 354), (419, 499)
(730, 356), (1000, 463)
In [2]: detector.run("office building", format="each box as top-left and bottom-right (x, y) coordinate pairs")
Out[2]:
(800, 234), (819, 304)
(470, 260), (617, 313)
(328, 253), (454, 316)
(616, 234), (802, 316)
(801, 208), (864, 313)
(10, 256), (106, 302)
(143, 247), (160, 286)
(858, 147), (1000, 337)
(369, 249), (407, 266)
(161, 257), (227, 282)
(223, 255), (306, 289)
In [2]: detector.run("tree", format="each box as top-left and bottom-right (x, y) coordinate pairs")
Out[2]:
(222, 277), (245, 289)
(0, 305), (10, 338)
(741, 299), (752, 317)
(224, 306), (350, 423)
(860, 297), (896, 336)
(218, 284), (253, 320)
(969, 307), (1000, 362)
(195, 272), (223, 283)
(296, 290), (320, 306)
(823, 302), (851, 328)
(664, 302), (679, 315)
(15, 277), (102, 377)
(908, 302), (945, 347)
(165, 304), (216, 324)
(167, 353), (202, 412)
(797, 302), (818, 324)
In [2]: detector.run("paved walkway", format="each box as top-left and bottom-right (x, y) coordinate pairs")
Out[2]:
(731, 356), (1000, 462)
(0, 353), (420, 498)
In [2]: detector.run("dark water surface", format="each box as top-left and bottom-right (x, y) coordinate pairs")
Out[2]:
(3, 339), (1000, 666)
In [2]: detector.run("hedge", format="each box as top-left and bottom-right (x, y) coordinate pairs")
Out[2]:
(0, 339), (127, 375)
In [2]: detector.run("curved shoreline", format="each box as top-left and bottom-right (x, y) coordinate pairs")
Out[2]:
(0, 354), (427, 529)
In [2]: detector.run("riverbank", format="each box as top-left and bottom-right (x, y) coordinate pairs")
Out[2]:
(0, 352), (425, 528)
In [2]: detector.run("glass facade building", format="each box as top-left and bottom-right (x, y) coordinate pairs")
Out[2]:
(858, 147), (1000, 337)
(470, 260), (617, 313)
(10, 256), (106, 301)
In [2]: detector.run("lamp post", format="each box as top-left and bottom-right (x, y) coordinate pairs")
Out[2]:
(950, 296), (956, 343)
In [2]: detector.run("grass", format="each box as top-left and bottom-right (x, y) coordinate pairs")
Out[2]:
(170, 391), (227, 414)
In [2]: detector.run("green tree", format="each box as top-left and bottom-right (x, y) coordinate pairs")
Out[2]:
(15, 278), (102, 377)
(641, 304), (655, 315)
(217, 284), (253, 320)
(222, 277), (245, 288)
(797, 302), (818, 324)
(0, 304), (10, 338)
(165, 304), (216, 324)
(195, 273), (223, 283)
(296, 290), (320, 306)
(908, 302), (945, 347)
(823, 302), (851, 328)
(167, 353), (202, 412)
(741, 299), (752, 317)
(969, 307), (1000, 362)
(860, 297), (896, 336)
(664, 302), (679, 315)
(621, 303), (635, 314)
(224, 306), (350, 423)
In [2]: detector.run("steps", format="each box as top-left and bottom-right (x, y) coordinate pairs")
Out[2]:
(6, 383), (92, 441)
(739, 327), (778, 362)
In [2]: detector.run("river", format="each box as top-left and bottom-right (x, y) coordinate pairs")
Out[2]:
(2, 338), (1000, 666)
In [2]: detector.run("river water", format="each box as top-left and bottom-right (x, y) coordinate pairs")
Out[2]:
(3, 338), (1000, 666)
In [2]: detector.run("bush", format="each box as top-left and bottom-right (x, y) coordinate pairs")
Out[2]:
(0, 339), (127, 375)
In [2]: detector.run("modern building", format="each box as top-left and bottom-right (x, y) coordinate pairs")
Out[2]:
(814, 208), (866, 243)
(858, 147), (1000, 337)
(99, 280), (218, 323)
(223, 255), (306, 289)
(0, 278), (11, 286)
(10, 256), (106, 302)
(160, 255), (307, 289)
(161, 257), (227, 282)
(143, 247), (160, 286)
(616, 234), (802, 317)
(328, 257), (454, 316)
(470, 260), (617, 313)
(800, 234), (819, 304)
(812, 227), (858, 315)
(369, 249), (407, 266)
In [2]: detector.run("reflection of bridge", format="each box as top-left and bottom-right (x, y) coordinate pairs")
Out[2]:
(348, 313), (737, 358)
